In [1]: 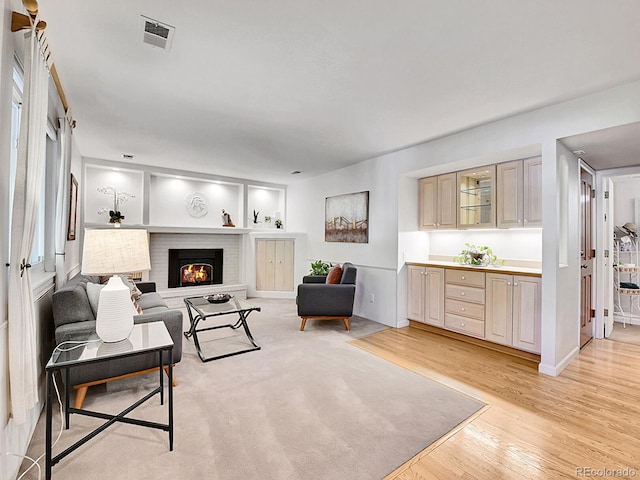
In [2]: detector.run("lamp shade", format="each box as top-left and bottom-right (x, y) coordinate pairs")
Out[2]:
(81, 228), (151, 343)
(82, 228), (151, 275)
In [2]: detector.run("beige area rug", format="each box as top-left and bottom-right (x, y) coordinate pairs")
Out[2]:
(608, 322), (640, 346)
(21, 298), (484, 480)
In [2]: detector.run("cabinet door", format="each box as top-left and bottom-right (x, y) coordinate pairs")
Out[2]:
(512, 276), (541, 353)
(457, 165), (496, 228)
(497, 160), (524, 228)
(407, 265), (426, 321)
(485, 273), (513, 346)
(274, 239), (294, 291)
(255, 239), (275, 291)
(419, 177), (438, 230)
(523, 156), (542, 227)
(438, 173), (457, 229)
(424, 268), (444, 327)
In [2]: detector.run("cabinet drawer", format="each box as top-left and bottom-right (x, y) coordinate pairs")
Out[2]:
(445, 284), (485, 304)
(445, 299), (485, 320)
(445, 313), (485, 338)
(445, 269), (485, 287)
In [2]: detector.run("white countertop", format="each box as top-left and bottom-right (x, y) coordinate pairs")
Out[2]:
(406, 260), (542, 277)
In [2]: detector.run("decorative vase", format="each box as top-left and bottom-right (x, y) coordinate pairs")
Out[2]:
(96, 276), (134, 342)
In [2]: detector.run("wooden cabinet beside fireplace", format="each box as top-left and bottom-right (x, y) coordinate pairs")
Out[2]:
(256, 239), (295, 291)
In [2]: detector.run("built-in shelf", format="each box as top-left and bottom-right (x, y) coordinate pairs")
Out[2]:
(83, 224), (296, 236)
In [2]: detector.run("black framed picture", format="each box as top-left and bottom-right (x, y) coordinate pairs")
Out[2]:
(67, 173), (78, 241)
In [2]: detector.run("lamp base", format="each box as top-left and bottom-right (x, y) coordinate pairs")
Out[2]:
(96, 276), (134, 342)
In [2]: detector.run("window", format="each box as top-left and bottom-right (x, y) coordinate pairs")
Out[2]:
(8, 59), (51, 272)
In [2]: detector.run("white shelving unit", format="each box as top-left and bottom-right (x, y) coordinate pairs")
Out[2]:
(613, 236), (640, 327)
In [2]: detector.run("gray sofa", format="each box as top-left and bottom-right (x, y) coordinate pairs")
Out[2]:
(296, 262), (357, 331)
(52, 273), (183, 407)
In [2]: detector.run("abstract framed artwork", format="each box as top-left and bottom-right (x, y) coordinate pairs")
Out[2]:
(67, 173), (78, 241)
(325, 191), (369, 243)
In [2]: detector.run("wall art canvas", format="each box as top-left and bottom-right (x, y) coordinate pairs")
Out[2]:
(325, 191), (369, 243)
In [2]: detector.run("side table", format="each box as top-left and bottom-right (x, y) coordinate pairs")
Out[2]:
(45, 322), (174, 479)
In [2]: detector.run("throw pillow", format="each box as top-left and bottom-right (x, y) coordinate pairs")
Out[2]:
(86, 282), (105, 317)
(88, 279), (143, 316)
(326, 264), (342, 284)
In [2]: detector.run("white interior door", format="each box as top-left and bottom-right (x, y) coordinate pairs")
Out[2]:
(603, 178), (614, 337)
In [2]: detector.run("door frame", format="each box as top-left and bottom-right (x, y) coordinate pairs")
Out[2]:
(579, 160), (596, 346)
(596, 165), (640, 337)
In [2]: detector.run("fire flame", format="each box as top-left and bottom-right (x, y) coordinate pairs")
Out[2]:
(182, 264), (208, 283)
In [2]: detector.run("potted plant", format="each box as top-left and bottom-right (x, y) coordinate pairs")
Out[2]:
(453, 243), (499, 266)
(275, 219), (283, 229)
(309, 260), (332, 276)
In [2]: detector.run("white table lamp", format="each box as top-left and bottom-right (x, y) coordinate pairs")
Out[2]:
(81, 228), (151, 342)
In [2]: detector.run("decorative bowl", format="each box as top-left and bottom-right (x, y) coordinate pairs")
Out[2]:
(206, 293), (232, 304)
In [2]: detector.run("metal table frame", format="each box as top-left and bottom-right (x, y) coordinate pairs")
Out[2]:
(183, 296), (261, 362)
(45, 322), (174, 479)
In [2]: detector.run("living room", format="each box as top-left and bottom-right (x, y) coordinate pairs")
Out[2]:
(3, 1), (640, 479)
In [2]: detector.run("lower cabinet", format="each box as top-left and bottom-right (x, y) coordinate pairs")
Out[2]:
(256, 239), (294, 291)
(407, 265), (444, 327)
(408, 266), (541, 355)
(485, 273), (541, 354)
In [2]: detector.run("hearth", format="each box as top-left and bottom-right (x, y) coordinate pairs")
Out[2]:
(168, 248), (223, 288)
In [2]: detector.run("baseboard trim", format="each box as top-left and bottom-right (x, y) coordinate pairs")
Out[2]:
(408, 321), (541, 363)
(538, 346), (579, 377)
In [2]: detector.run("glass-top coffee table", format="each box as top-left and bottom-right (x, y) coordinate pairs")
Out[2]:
(183, 295), (261, 362)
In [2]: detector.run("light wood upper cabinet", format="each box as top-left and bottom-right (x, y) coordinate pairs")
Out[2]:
(256, 239), (294, 292)
(418, 173), (457, 230)
(497, 160), (523, 228)
(497, 156), (542, 228)
(523, 156), (542, 227)
(457, 165), (496, 229)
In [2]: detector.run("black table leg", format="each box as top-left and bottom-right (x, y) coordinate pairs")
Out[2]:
(45, 371), (53, 480)
(169, 349), (174, 451)
(159, 350), (164, 405)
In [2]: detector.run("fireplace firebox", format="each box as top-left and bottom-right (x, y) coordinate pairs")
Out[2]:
(168, 248), (223, 288)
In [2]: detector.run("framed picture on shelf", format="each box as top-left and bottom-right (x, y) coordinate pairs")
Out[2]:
(67, 173), (78, 241)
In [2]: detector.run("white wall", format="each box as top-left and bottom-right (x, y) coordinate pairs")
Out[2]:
(288, 79), (640, 375)
(613, 177), (640, 226)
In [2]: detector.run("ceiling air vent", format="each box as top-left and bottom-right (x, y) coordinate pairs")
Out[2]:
(140, 15), (175, 50)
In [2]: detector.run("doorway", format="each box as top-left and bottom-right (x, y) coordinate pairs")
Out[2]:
(580, 165), (595, 348)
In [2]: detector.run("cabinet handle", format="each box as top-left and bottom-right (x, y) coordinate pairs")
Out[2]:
(268, 260), (273, 263)
(524, 219), (528, 223)
(507, 282), (511, 286)
(513, 282), (518, 286)
(460, 292), (465, 296)
(278, 261), (282, 263)
(461, 275), (465, 280)
(460, 322), (465, 327)
(461, 307), (465, 311)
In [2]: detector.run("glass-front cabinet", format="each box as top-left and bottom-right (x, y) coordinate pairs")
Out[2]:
(457, 165), (496, 228)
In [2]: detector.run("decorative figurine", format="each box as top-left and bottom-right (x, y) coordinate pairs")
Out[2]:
(222, 209), (235, 227)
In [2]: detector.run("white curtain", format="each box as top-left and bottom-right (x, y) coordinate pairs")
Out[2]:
(54, 117), (72, 289)
(8, 27), (50, 424)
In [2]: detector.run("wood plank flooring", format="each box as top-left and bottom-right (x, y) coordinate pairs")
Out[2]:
(350, 327), (640, 479)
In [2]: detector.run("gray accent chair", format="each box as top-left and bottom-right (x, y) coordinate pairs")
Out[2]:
(296, 262), (357, 331)
(52, 273), (183, 408)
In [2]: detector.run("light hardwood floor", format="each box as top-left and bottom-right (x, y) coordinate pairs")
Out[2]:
(351, 327), (640, 479)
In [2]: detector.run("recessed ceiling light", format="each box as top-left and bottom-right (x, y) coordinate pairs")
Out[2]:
(572, 150), (586, 155)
